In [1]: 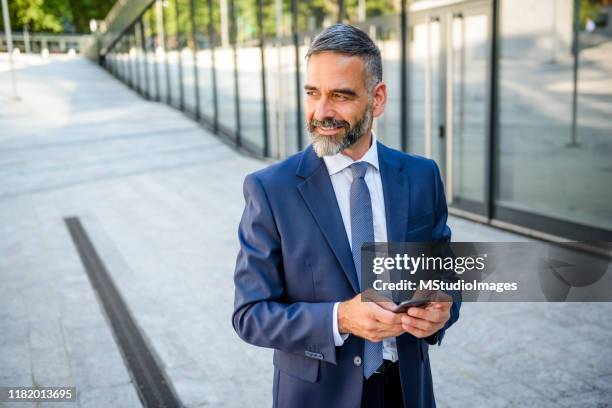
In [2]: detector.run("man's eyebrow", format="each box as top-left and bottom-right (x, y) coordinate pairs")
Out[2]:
(303, 85), (358, 97)
(332, 88), (358, 97)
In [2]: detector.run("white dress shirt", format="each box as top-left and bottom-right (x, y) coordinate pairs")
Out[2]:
(323, 131), (398, 362)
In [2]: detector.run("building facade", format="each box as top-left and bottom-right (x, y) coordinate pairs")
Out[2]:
(96, 0), (612, 244)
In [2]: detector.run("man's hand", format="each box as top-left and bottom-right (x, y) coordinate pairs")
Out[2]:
(338, 293), (404, 342)
(401, 302), (451, 339)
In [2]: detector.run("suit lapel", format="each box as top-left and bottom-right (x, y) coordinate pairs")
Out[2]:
(297, 146), (361, 293)
(378, 142), (410, 242)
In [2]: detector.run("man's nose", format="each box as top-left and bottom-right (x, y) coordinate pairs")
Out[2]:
(313, 96), (336, 121)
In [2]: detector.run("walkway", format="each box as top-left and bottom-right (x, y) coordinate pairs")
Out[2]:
(0, 54), (610, 407)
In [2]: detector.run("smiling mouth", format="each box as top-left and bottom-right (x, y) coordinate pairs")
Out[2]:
(316, 126), (343, 134)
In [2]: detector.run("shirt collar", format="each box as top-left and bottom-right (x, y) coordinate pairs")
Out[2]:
(322, 130), (380, 176)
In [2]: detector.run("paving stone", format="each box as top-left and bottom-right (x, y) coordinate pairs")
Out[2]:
(0, 344), (31, 384)
(77, 384), (141, 408)
(0, 317), (29, 348)
(29, 318), (64, 350)
(69, 350), (132, 391)
(31, 347), (72, 386)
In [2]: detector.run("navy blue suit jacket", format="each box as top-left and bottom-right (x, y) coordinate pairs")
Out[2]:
(233, 141), (461, 408)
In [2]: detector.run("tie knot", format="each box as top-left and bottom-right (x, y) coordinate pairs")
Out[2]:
(351, 161), (369, 180)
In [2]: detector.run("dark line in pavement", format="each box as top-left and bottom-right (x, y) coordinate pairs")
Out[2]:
(64, 217), (183, 408)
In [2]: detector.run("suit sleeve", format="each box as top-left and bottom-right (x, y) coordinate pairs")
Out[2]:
(232, 173), (338, 364)
(425, 159), (461, 346)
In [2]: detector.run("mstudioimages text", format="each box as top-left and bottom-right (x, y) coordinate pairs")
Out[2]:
(372, 279), (519, 293)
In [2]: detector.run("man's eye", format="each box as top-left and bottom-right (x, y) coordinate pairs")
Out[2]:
(306, 91), (316, 96)
(334, 94), (348, 101)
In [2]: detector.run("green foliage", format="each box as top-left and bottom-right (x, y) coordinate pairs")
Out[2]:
(580, 0), (605, 28)
(1, 0), (113, 33)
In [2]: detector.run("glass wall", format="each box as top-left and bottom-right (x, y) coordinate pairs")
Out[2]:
(236, 0), (265, 153)
(178, 0), (198, 114)
(214, 0), (239, 138)
(122, 36), (132, 86)
(498, 0), (612, 233)
(262, 0), (298, 158)
(193, 0), (216, 122)
(165, 0), (183, 108)
(575, 1), (612, 231)
(143, 8), (159, 101)
(134, 21), (148, 96)
(154, 1), (169, 103)
(128, 30), (138, 90)
(450, 10), (488, 206)
(407, 14), (439, 158)
(101, 0), (612, 241)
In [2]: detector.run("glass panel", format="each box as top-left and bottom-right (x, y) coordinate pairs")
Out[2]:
(178, 0), (198, 113)
(115, 48), (122, 80)
(498, 0), (612, 231)
(262, 0), (298, 158)
(194, 0), (215, 121)
(235, 0), (265, 152)
(129, 30), (139, 90)
(345, 0), (402, 150)
(575, 1), (612, 230)
(408, 19), (439, 157)
(135, 21), (148, 95)
(154, 0), (169, 103)
(451, 12), (488, 204)
(215, 0), (238, 136)
(428, 18), (442, 165)
(123, 36), (131, 84)
(106, 52), (112, 75)
(165, 0), (182, 108)
(116, 39), (123, 81)
(144, 7), (159, 101)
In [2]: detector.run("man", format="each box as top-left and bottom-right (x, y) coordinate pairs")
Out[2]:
(232, 24), (460, 408)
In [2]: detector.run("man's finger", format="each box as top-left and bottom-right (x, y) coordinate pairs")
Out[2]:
(375, 300), (398, 312)
(373, 320), (404, 333)
(402, 323), (428, 338)
(371, 305), (403, 325)
(407, 307), (446, 323)
(428, 301), (452, 311)
(401, 315), (438, 332)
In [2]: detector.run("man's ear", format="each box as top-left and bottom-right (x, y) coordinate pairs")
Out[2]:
(371, 81), (387, 118)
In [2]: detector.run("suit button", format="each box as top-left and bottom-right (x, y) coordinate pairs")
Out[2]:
(353, 356), (362, 367)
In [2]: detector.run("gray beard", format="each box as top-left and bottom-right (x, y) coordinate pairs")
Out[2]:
(309, 106), (373, 158)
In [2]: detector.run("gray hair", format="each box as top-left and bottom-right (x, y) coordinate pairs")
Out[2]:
(305, 24), (382, 93)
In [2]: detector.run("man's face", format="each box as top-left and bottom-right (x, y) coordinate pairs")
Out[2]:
(305, 52), (380, 157)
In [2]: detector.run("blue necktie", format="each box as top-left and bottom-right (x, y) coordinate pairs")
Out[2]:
(350, 161), (383, 379)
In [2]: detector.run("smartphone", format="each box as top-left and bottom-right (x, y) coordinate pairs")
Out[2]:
(392, 299), (430, 313)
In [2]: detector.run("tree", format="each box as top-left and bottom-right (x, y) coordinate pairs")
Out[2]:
(0, 0), (113, 33)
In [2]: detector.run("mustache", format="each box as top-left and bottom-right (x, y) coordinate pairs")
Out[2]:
(308, 118), (350, 132)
